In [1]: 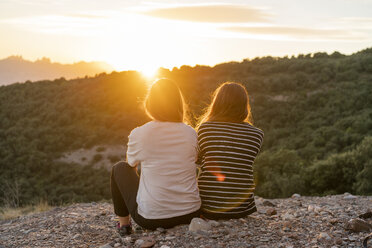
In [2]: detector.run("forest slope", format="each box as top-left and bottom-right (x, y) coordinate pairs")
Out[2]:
(0, 48), (371, 207)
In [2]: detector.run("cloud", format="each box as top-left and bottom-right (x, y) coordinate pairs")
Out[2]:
(336, 17), (372, 29)
(221, 26), (367, 41)
(2, 14), (108, 36)
(66, 13), (108, 19)
(142, 4), (271, 23)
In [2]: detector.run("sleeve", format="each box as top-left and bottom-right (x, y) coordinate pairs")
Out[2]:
(126, 128), (142, 167)
(256, 129), (264, 154)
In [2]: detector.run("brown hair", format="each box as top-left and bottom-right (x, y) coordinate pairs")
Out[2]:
(145, 78), (187, 123)
(198, 82), (253, 128)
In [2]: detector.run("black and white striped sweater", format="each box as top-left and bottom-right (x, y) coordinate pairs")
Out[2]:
(197, 121), (264, 216)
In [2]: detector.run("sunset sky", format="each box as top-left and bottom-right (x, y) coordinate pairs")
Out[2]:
(1, 0), (372, 74)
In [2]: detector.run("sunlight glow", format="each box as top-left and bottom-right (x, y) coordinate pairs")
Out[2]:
(140, 66), (159, 80)
(1, 1), (371, 73)
(214, 173), (226, 182)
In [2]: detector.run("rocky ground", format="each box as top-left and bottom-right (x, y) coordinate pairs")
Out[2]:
(0, 194), (371, 248)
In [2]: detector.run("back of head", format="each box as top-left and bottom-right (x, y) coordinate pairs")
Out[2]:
(199, 82), (252, 127)
(145, 78), (186, 123)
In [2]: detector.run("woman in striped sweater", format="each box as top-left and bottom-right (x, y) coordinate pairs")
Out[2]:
(197, 82), (264, 220)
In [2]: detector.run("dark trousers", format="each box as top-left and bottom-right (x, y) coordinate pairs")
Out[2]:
(110, 161), (201, 230)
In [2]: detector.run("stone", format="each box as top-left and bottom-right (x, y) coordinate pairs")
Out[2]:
(114, 243), (121, 247)
(335, 238), (343, 245)
(329, 218), (338, 225)
(160, 246), (170, 248)
(73, 234), (81, 239)
(135, 226), (143, 234)
(99, 244), (112, 248)
(345, 218), (372, 232)
(307, 205), (322, 213)
(121, 236), (131, 244)
(344, 195), (357, 200)
(139, 237), (156, 248)
(359, 211), (372, 219)
(189, 218), (211, 232)
(156, 227), (166, 234)
(208, 220), (220, 227)
(363, 234), (372, 248)
(2, 195), (372, 248)
(266, 208), (277, 216)
(134, 239), (144, 247)
(317, 232), (331, 240)
(262, 200), (276, 207)
(291, 193), (301, 198)
(282, 212), (294, 220)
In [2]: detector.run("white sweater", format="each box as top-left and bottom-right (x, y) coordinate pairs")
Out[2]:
(126, 121), (201, 219)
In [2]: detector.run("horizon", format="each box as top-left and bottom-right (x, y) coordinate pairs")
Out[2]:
(1, 45), (370, 72)
(1, 0), (372, 75)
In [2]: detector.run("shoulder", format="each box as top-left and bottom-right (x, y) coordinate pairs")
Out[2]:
(180, 123), (197, 137)
(198, 121), (264, 136)
(247, 124), (264, 137)
(197, 122), (215, 133)
(128, 121), (153, 139)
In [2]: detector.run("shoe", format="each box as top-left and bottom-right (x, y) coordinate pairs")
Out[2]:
(116, 222), (132, 236)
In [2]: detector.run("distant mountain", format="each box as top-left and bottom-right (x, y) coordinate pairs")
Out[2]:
(0, 56), (114, 85)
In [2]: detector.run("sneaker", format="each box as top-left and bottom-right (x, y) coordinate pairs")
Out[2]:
(116, 222), (132, 236)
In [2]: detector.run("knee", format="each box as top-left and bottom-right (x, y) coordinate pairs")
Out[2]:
(112, 161), (131, 175)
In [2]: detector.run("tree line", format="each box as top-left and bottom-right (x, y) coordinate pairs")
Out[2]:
(0, 48), (371, 207)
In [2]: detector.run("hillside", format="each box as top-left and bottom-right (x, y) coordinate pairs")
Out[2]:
(0, 48), (372, 207)
(0, 194), (371, 247)
(0, 56), (114, 86)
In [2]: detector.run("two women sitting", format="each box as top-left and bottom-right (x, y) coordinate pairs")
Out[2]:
(110, 79), (264, 235)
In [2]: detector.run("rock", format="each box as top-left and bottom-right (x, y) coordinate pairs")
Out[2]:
(114, 243), (121, 247)
(317, 232), (331, 240)
(156, 227), (166, 234)
(335, 238), (343, 245)
(363, 234), (372, 248)
(344, 195), (357, 200)
(291, 193), (301, 198)
(134, 239), (144, 247)
(266, 208), (277, 216)
(139, 237), (156, 248)
(345, 218), (372, 232)
(73, 234), (81, 239)
(121, 236), (131, 244)
(359, 210), (372, 219)
(208, 220), (220, 227)
(135, 226), (143, 234)
(262, 200), (276, 207)
(2, 195), (372, 248)
(329, 218), (338, 225)
(189, 218), (211, 232)
(99, 244), (112, 248)
(282, 212), (294, 220)
(307, 205), (322, 213)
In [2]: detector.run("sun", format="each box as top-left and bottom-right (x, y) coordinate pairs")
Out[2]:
(139, 66), (159, 80)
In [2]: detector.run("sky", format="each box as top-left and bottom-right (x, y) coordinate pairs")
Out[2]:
(0, 0), (372, 75)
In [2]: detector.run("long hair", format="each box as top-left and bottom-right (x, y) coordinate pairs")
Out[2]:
(144, 78), (188, 123)
(198, 82), (253, 128)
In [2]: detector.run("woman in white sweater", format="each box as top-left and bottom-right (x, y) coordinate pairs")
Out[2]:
(110, 79), (201, 235)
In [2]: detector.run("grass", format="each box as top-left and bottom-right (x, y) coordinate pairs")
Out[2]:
(0, 201), (51, 221)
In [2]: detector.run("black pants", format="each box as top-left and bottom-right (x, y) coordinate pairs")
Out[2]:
(110, 161), (201, 230)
